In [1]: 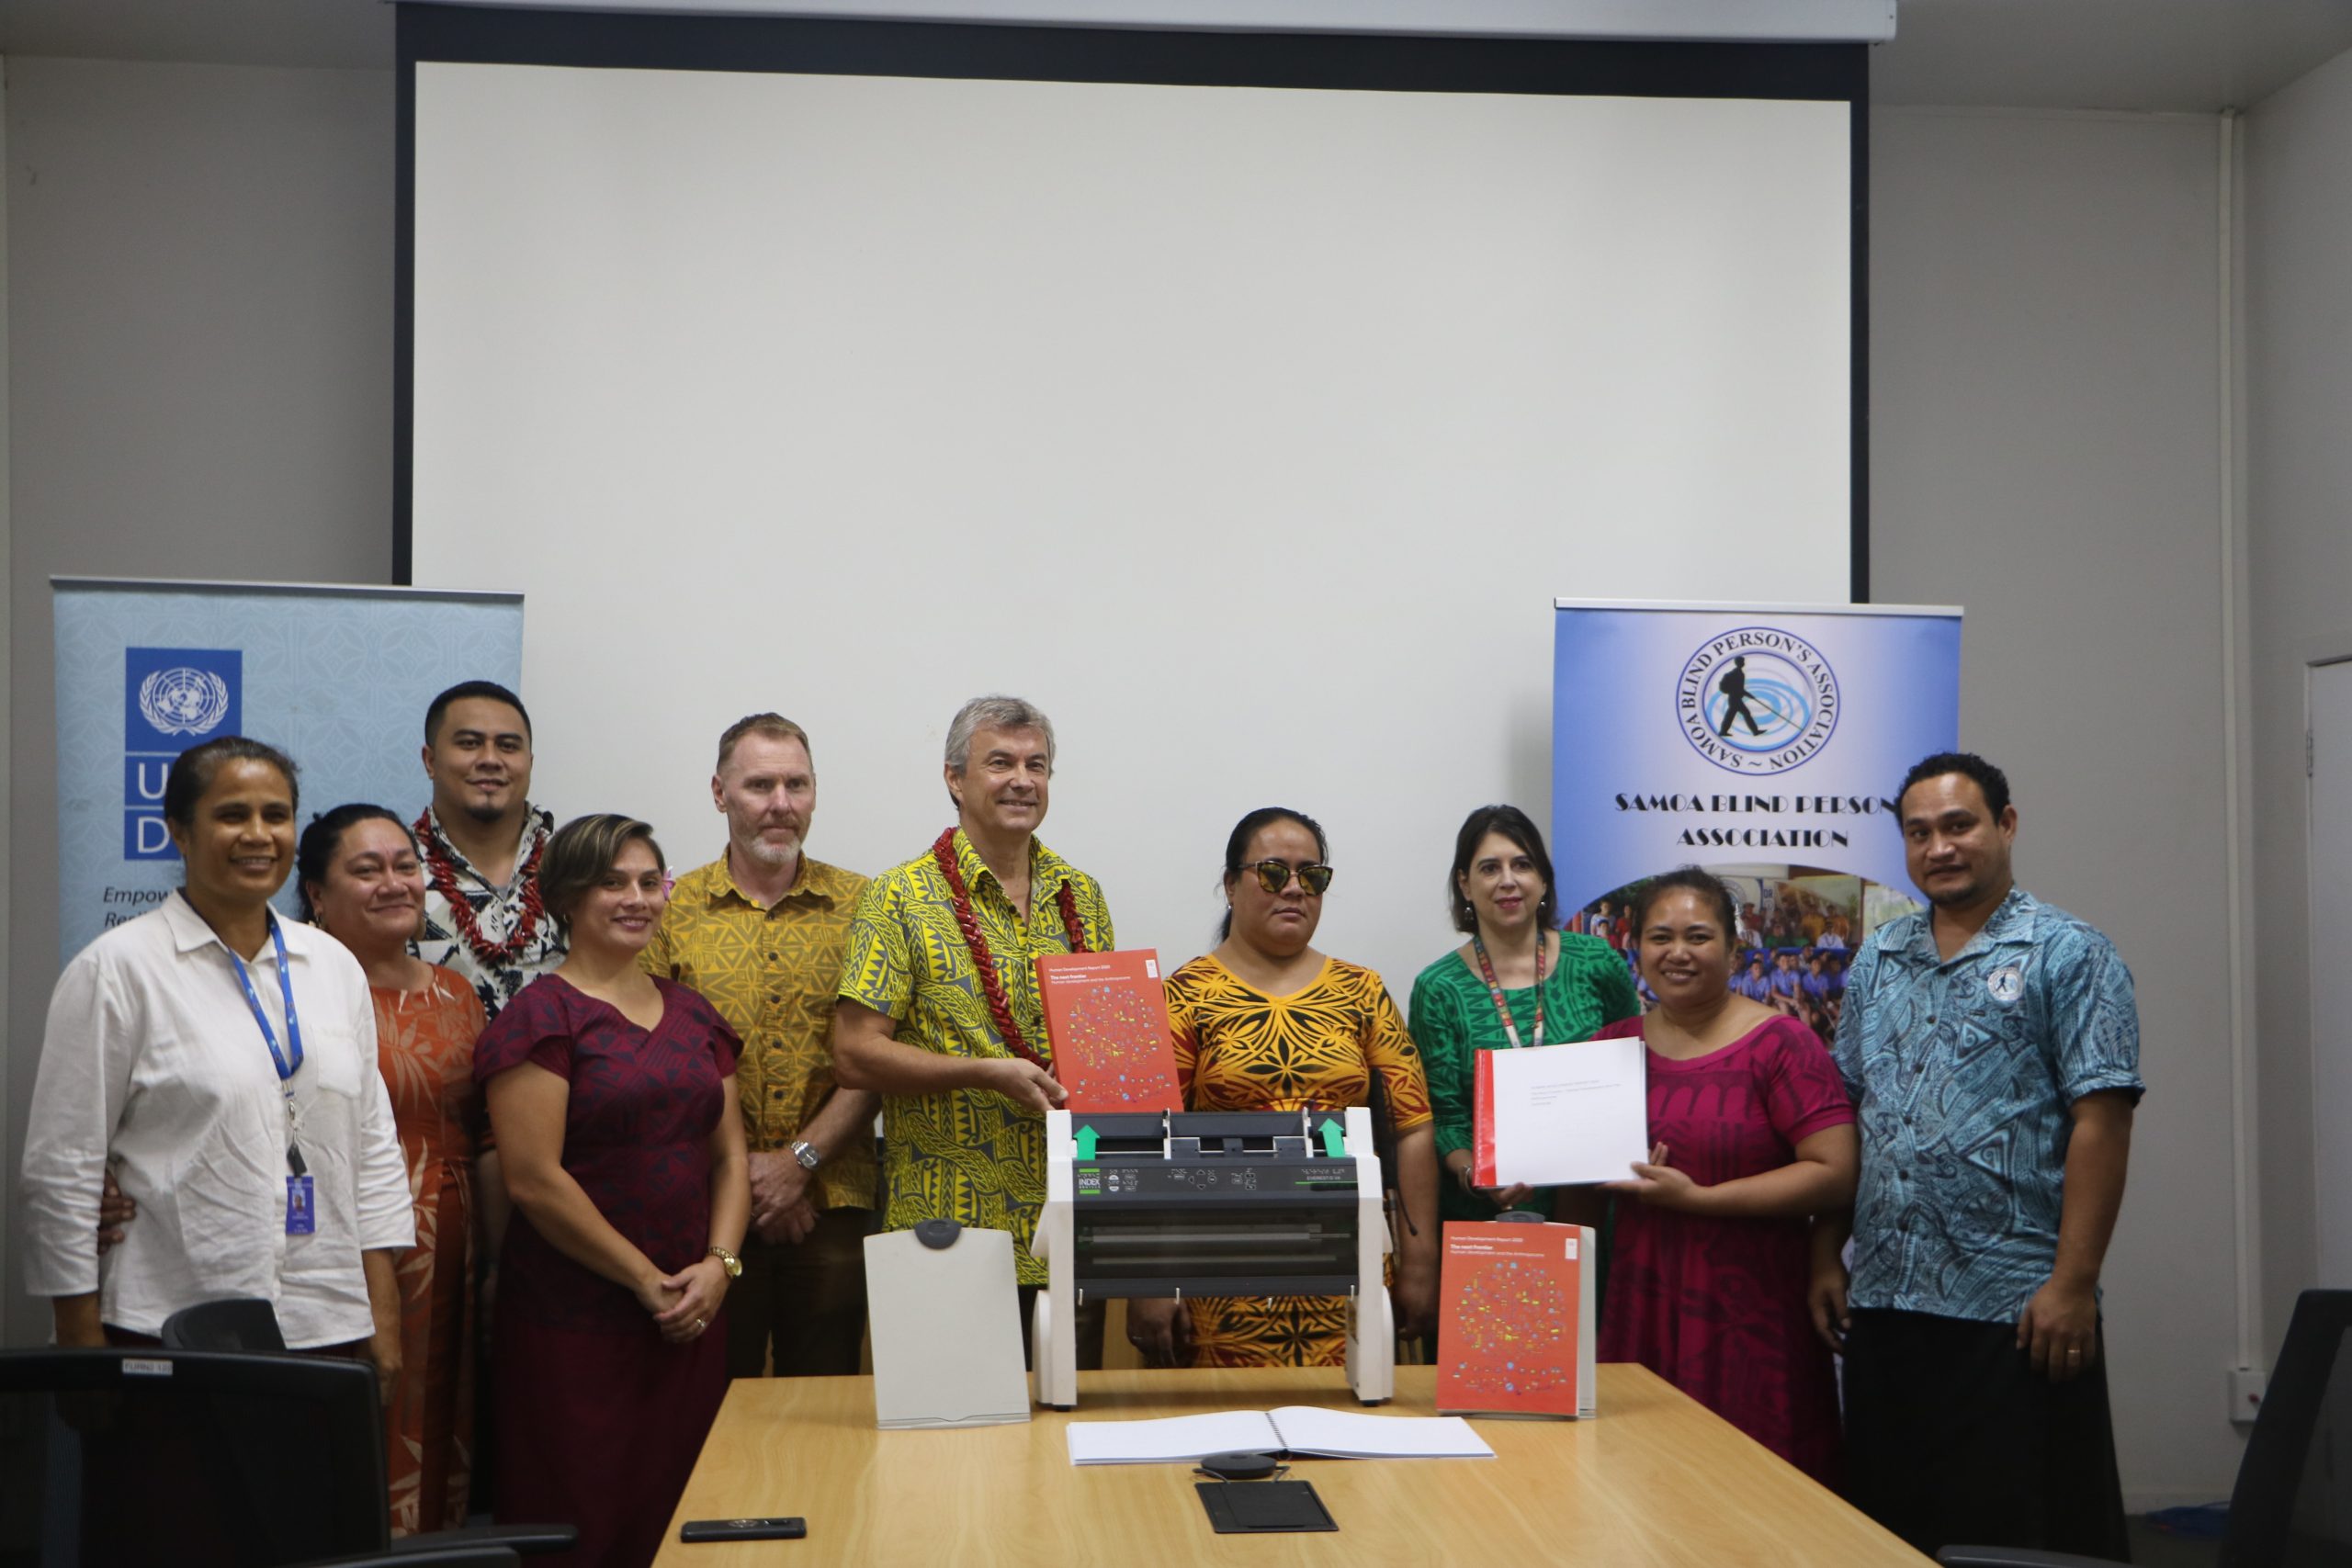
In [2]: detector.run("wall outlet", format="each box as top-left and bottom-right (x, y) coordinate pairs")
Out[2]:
(2229, 1367), (2267, 1426)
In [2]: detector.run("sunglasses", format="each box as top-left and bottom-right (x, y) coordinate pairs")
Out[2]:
(1243, 859), (1334, 896)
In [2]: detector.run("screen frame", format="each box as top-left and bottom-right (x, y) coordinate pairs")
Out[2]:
(393, 3), (1870, 601)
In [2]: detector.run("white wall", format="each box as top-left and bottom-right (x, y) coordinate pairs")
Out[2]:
(2245, 46), (2352, 1356)
(1870, 106), (2244, 1507)
(2, 56), (394, 1348)
(0, 52), (2270, 1506)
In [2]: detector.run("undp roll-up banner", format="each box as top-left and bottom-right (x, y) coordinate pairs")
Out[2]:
(52, 579), (524, 967)
(1552, 600), (1962, 985)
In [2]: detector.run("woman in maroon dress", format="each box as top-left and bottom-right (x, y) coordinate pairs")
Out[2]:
(1588, 867), (1857, 1484)
(475, 814), (750, 1567)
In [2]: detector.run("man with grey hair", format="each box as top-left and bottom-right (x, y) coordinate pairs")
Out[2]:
(834, 694), (1114, 1366)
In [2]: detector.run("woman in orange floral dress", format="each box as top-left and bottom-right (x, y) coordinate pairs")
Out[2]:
(300, 804), (502, 1535)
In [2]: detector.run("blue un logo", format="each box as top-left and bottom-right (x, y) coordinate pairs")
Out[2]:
(1673, 628), (1839, 775)
(123, 647), (242, 860)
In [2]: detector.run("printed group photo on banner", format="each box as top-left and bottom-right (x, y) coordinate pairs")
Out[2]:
(1568, 865), (1882, 1032)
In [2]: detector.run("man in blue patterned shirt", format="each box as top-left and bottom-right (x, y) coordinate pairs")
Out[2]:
(1810, 752), (2141, 1559)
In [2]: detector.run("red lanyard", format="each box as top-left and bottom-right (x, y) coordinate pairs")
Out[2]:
(1470, 932), (1546, 1049)
(930, 828), (1088, 1069)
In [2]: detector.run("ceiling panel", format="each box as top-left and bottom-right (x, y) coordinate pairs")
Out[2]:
(3, 0), (2349, 111)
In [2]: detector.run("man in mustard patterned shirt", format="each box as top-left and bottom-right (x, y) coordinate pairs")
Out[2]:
(642, 714), (876, 1378)
(833, 694), (1113, 1367)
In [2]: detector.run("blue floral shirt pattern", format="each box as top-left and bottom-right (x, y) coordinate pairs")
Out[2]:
(1833, 887), (2143, 1324)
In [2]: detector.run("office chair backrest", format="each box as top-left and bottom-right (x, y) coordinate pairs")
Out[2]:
(2224, 1288), (2352, 1568)
(161, 1296), (289, 1353)
(0, 1348), (389, 1568)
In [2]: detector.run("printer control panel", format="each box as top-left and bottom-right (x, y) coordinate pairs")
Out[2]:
(1072, 1161), (1353, 1199)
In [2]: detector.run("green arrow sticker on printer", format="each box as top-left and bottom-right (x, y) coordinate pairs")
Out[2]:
(1317, 1118), (1344, 1158)
(1075, 1124), (1100, 1161)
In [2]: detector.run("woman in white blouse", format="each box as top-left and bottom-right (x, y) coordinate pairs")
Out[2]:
(20, 736), (413, 1377)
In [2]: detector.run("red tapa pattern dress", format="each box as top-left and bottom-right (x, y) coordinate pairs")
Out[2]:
(1592, 1012), (1853, 1484)
(374, 964), (488, 1535)
(473, 976), (740, 1568)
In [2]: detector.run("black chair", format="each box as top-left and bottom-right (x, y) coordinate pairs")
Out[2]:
(161, 1295), (289, 1352)
(0, 1348), (572, 1567)
(1939, 1288), (2352, 1568)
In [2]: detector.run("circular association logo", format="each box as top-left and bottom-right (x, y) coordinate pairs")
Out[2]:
(1986, 965), (2025, 1004)
(139, 666), (232, 737)
(1673, 627), (1839, 774)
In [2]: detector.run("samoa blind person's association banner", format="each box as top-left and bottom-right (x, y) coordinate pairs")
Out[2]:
(51, 579), (524, 968)
(1550, 599), (1963, 912)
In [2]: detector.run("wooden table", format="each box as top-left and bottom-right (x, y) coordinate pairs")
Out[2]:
(654, 1365), (1929, 1566)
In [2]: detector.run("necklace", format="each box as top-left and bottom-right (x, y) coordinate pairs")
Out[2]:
(931, 828), (1088, 1069)
(1470, 929), (1547, 1049)
(416, 809), (548, 968)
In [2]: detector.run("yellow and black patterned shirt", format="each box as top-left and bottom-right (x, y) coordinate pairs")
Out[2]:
(1163, 953), (1433, 1368)
(640, 852), (875, 1213)
(1167, 954), (1433, 1132)
(836, 829), (1114, 1284)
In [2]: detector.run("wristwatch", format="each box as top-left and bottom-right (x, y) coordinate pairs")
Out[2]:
(790, 1140), (823, 1172)
(707, 1244), (742, 1280)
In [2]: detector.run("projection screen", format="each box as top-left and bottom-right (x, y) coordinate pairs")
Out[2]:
(402, 10), (1864, 993)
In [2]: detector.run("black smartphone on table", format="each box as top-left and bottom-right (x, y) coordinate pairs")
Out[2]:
(680, 1517), (807, 1543)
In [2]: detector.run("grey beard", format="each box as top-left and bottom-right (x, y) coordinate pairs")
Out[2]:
(740, 836), (799, 868)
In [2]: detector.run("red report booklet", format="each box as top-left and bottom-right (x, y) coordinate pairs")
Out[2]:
(1434, 1221), (1598, 1419)
(1035, 949), (1182, 1112)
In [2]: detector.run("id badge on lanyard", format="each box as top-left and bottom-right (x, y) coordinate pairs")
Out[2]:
(227, 916), (313, 1235)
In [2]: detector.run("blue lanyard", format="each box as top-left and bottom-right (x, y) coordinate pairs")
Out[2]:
(225, 913), (304, 1085)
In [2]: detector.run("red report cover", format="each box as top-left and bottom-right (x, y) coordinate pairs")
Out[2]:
(1035, 949), (1182, 1112)
(1434, 1220), (1597, 1419)
(1473, 1050), (1499, 1188)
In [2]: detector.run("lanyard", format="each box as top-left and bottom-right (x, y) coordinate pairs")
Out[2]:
(224, 912), (307, 1174)
(1470, 931), (1546, 1050)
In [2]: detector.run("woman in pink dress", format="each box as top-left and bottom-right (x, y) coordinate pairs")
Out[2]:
(299, 803), (499, 1534)
(1587, 866), (1858, 1484)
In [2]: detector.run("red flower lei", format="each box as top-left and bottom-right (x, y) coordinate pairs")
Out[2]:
(931, 828), (1089, 1070)
(416, 809), (549, 968)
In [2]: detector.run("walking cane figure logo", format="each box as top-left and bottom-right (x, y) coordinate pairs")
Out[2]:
(1674, 628), (1840, 775)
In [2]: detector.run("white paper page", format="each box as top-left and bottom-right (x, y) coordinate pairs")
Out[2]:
(1066, 1410), (1281, 1465)
(1267, 1407), (1495, 1460)
(1490, 1036), (1650, 1187)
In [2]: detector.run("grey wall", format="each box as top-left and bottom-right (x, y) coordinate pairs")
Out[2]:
(1871, 106), (2245, 1506)
(2, 56), (393, 1347)
(2245, 47), (2352, 1358)
(0, 54), (2295, 1506)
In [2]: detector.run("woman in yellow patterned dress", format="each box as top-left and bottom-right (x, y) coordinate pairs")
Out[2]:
(1128, 807), (1438, 1368)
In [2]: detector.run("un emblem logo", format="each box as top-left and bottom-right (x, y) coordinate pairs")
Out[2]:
(138, 666), (232, 737)
(1675, 628), (1840, 774)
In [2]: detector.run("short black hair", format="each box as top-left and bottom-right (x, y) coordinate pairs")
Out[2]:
(163, 737), (299, 829)
(424, 680), (532, 747)
(296, 803), (413, 921)
(1898, 751), (2011, 819)
(1628, 866), (1739, 942)
(1446, 804), (1559, 934)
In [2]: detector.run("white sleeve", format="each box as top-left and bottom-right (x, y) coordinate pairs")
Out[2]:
(19, 954), (134, 1298)
(350, 985), (417, 1251)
